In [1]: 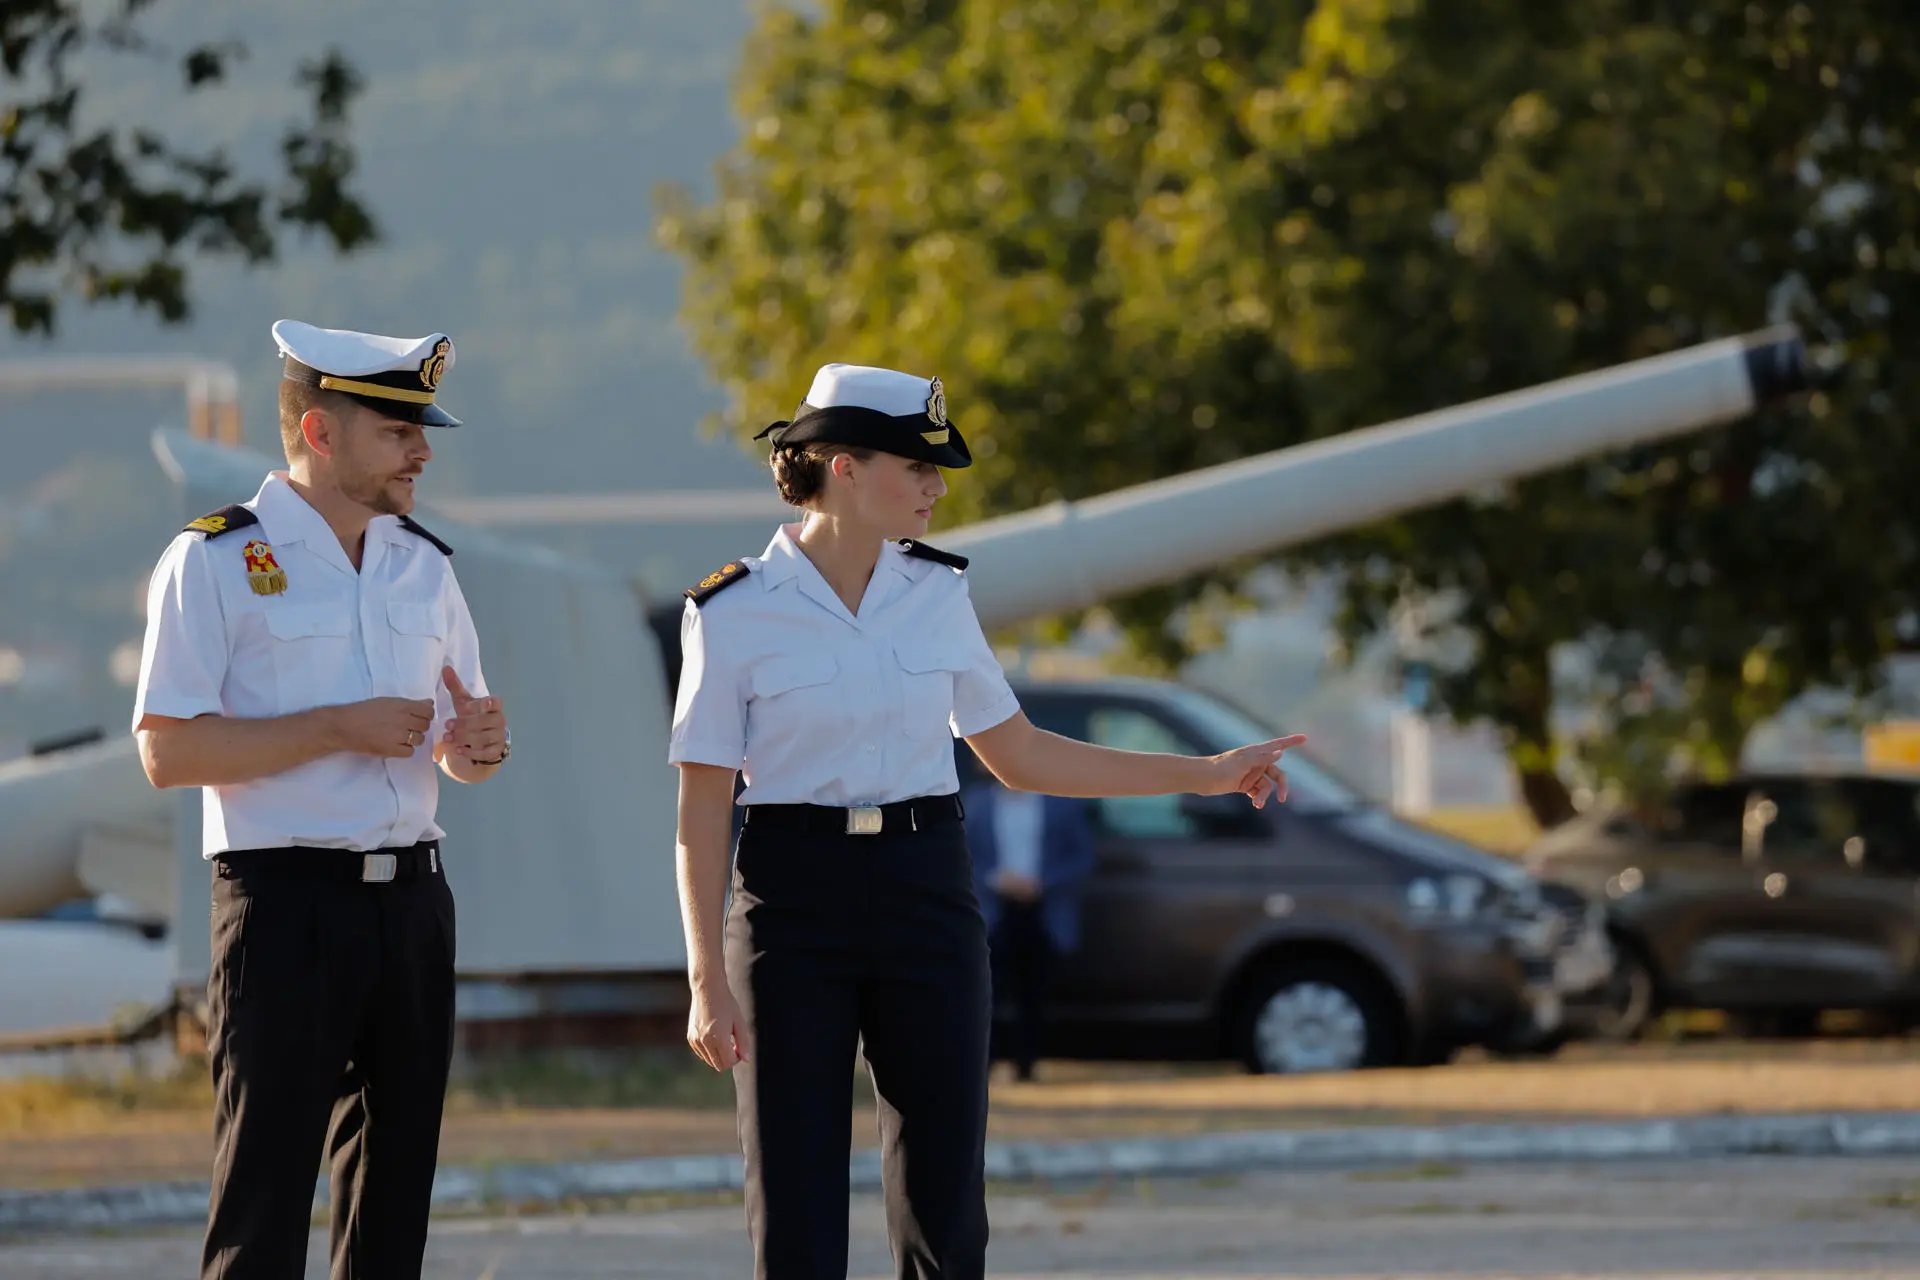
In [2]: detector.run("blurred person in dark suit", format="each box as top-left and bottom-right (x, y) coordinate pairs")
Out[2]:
(964, 777), (1095, 1082)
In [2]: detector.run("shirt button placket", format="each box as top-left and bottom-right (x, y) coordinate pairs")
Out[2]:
(360, 573), (404, 840)
(869, 634), (890, 800)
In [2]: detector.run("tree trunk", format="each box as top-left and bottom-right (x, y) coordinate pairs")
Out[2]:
(1499, 645), (1578, 830)
(1518, 766), (1578, 830)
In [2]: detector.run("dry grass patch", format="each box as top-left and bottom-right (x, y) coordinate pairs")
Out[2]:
(989, 1051), (1920, 1120)
(1417, 805), (1540, 855)
(0, 1059), (211, 1135)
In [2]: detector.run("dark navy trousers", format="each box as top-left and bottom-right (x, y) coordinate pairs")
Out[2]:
(726, 812), (992, 1280)
(200, 846), (456, 1280)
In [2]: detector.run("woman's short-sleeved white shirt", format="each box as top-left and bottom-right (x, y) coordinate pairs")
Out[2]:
(667, 524), (1019, 806)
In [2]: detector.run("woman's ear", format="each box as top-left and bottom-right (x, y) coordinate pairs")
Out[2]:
(829, 451), (858, 482)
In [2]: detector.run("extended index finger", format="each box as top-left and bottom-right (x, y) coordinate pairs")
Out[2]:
(1263, 733), (1308, 757)
(441, 665), (472, 705)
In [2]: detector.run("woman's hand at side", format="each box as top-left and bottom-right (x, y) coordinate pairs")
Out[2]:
(687, 977), (751, 1071)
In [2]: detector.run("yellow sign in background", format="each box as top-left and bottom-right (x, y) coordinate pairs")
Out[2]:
(1864, 722), (1920, 772)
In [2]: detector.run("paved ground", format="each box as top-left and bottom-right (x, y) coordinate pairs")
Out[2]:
(8, 1156), (1920, 1278)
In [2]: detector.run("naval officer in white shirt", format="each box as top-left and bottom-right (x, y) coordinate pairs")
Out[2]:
(670, 363), (1308, 1280)
(133, 320), (509, 1280)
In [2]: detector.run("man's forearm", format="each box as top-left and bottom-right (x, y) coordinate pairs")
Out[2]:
(138, 708), (345, 788)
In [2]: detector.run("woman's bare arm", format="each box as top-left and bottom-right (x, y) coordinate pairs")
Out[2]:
(964, 711), (1306, 807)
(674, 762), (751, 1069)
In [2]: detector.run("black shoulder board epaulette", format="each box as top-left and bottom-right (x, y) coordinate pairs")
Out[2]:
(899, 539), (969, 570)
(182, 505), (258, 540)
(686, 559), (751, 604)
(398, 516), (453, 556)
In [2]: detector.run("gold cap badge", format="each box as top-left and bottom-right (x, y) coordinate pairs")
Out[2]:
(419, 338), (452, 391)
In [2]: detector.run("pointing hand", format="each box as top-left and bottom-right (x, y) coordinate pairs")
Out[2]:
(1201, 734), (1309, 809)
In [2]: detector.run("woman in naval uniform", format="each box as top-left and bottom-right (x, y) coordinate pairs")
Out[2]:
(669, 364), (1305, 1280)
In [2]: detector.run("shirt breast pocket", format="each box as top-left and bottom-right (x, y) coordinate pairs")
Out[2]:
(748, 654), (839, 729)
(894, 640), (970, 736)
(386, 599), (447, 698)
(264, 605), (355, 710)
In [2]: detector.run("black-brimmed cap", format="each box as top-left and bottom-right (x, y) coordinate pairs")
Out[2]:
(753, 363), (970, 468)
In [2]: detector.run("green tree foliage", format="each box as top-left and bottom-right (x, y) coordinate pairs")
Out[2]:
(659, 0), (1920, 824)
(1, 0), (376, 335)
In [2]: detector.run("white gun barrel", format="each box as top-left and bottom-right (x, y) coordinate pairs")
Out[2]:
(948, 327), (1807, 629)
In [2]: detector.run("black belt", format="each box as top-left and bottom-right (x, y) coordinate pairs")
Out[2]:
(214, 841), (441, 884)
(742, 793), (965, 836)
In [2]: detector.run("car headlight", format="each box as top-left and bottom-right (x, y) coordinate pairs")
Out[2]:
(1406, 877), (1442, 914)
(1406, 874), (1497, 921)
(1406, 873), (1559, 945)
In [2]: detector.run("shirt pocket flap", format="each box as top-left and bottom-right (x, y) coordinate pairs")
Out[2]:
(893, 639), (970, 675)
(750, 654), (838, 698)
(264, 605), (352, 640)
(386, 600), (446, 637)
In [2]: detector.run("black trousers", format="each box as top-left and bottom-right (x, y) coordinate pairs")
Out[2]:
(200, 844), (457, 1280)
(989, 902), (1056, 1082)
(726, 810), (992, 1280)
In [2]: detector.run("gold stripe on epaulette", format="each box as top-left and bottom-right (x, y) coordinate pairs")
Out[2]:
(318, 376), (437, 404)
(186, 515), (228, 534)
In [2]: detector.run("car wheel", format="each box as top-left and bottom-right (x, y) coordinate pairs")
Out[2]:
(1235, 959), (1401, 1074)
(1592, 944), (1656, 1042)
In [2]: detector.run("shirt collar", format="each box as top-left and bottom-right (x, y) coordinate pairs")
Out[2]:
(877, 538), (920, 581)
(755, 523), (916, 590)
(753, 523), (808, 589)
(253, 471), (402, 570)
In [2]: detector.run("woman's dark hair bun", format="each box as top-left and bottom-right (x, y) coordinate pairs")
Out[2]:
(769, 442), (874, 507)
(770, 445), (823, 507)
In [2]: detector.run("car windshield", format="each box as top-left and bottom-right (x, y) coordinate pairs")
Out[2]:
(1157, 684), (1366, 815)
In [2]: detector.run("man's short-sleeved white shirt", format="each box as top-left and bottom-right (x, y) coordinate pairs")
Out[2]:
(668, 524), (1019, 806)
(133, 471), (488, 856)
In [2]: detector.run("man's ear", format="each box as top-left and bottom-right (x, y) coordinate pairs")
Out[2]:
(301, 407), (336, 459)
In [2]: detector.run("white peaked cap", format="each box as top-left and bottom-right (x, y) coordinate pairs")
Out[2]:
(271, 318), (462, 427)
(804, 363), (934, 416)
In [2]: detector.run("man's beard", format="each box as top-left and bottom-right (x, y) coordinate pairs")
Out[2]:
(343, 467), (412, 515)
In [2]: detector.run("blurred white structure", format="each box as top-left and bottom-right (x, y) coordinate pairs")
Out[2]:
(0, 355), (242, 443)
(1389, 712), (1435, 816)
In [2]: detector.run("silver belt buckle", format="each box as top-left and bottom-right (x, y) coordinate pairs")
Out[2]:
(846, 806), (884, 836)
(361, 853), (398, 884)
